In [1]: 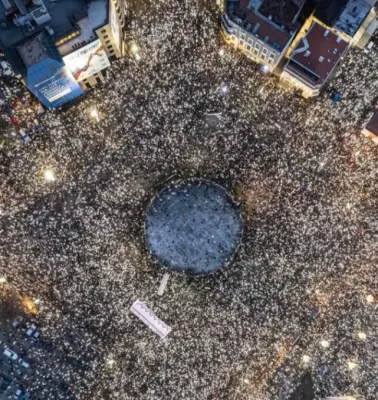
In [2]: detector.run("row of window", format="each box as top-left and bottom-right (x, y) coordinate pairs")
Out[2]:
(237, 36), (276, 64)
(55, 31), (80, 46)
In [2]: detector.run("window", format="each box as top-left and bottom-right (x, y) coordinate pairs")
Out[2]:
(268, 58), (274, 64)
(96, 77), (102, 85)
(105, 40), (111, 44)
(101, 29), (106, 34)
(255, 42), (261, 50)
(239, 40), (243, 45)
(103, 35), (109, 39)
(85, 82), (91, 89)
(262, 48), (268, 55)
(261, 54), (267, 61)
(247, 45), (251, 51)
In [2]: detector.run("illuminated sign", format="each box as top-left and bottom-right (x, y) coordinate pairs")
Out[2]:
(27, 58), (84, 109)
(63, 39), (110, 82)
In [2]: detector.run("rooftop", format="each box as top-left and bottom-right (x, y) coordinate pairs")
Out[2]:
(258, 0), (305, 32)
(365, 108), (378, 135)
(0, 0), (87, 50)
(286, 22), (349, 86)
(334, 0), (371, 37)
(226, 0), (295, 51)
(315, 0), (373, 37)
(57, 0), (108, 57)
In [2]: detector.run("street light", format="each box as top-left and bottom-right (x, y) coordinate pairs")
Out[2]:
(221, 85), (229, 94)
(366, 294), (374, 303)
(347, 361), (357, 370)
(320, 340), (330, 348)
(90, 109), (100, 122)
(0, 277), (6, 284)
(43, 169), (55, 182)
(219, 48), (225, 56)
(357, 331), (367, 340)
(302, 355), (310, 363)
(131, 43), (139, 54)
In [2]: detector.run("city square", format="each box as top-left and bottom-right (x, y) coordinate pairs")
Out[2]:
(0, 0), (378, 399)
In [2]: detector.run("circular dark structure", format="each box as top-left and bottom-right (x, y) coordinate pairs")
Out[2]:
(145, 179), (243, 276)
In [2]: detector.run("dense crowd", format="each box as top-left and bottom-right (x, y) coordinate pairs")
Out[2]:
(1, 0), (378, 399)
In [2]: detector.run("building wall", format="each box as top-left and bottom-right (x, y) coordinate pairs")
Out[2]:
(96, 24), (122, 59)
(221, 13), (282, 72)
(280, 70), (320, 98)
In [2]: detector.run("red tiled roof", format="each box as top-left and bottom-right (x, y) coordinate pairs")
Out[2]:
(290, 22), (349, 85)
(365, 109), (378, 135)
(234, 0), (292, 50)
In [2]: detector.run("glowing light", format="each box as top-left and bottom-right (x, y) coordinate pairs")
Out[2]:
(221, 85), (229, 94)
(320, 340), (330, 348)
(44, 169), (55, 182)
(219, 49), (225, 56)
(131, 43), (139, 54)
(366, 294), (374, 303)
(107, 359), (115, 366)
(23, 297), (38, 315)
(357, 331), (367, 340)
(135, 53), (141, 61)
(347, 361), (357, 370)
(90, 109), (100, 122)
(302, 355), (310, 363)
(261, 64), (270, 74)
(0, 277), (6, 284)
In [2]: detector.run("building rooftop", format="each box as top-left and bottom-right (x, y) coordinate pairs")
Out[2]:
(258, 0), (305, 32)
(0, 0), (87, 50)
(315, 0), (373, 37)
(286, 22), (349, 85)
(365, 108), (378, 135)
(57, 0), (108, 57)
(226, 0), (295, 51)
(334, 0), (371, 37)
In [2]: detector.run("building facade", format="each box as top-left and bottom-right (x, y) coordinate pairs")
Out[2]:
(221, 0), (304, 72)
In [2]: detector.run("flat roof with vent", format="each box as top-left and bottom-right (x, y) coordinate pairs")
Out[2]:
(0, 0), (87, 49)
(286, 22), (349, 85)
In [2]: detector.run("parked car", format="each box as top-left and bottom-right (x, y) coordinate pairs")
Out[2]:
(32, 331), (40, 339)
(25, 324), (36, 337)
(18, 358), (29, 368)
(3, 349), (18, 361)
(12, 317), (24, 328)
(0, 61), (11, 76)
(14, 389), (22, 399)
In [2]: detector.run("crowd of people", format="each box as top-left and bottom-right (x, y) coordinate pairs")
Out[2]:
(0, 0), (378, 399)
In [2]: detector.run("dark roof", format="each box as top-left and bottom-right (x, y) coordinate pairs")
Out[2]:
(365, 109), (378, 135)
(315, 0), (348, 26)
(287, 22), (349, 85)
(258, 0), (305, 31)
(0, 0), (87, 50)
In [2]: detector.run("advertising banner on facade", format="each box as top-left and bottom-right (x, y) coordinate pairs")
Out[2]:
(27, 58), (84, 109)
(110, 2), (121, 52)
(63, 40), (110, 82)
